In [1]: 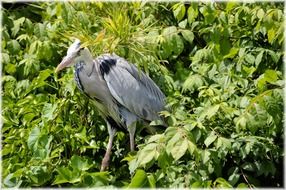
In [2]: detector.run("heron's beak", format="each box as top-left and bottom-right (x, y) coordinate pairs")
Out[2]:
(55, 55), (74, 73)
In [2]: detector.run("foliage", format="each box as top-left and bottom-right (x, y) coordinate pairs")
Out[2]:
(2, 2), (284, 188)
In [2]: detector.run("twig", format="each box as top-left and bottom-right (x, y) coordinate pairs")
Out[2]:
(240, 168), (254, 189)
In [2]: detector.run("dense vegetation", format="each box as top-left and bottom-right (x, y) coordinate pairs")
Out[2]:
(2, 2), (284, 188)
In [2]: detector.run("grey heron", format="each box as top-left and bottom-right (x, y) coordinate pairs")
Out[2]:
(55, 39), (166, 171)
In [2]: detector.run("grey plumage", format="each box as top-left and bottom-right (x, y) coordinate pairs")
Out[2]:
(74, 53), (165, 131)
(56, 39), (166, 171)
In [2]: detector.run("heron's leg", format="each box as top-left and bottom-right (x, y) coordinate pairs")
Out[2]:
(101, 123), (116, 171)
(128, 122), (136, 151)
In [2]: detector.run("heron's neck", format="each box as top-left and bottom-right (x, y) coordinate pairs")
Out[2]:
(74, 51), (93, 68)
(75, 58), (94, 75)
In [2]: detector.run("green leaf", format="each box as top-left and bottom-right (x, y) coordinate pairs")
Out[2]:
(228, 171), (240, 186)
(223, 48), (239, 59)
(128, 169), (147, 188)
(38, 41), (53, 60)
(74, 127), (89, 143)
(166, 131), (180, 150)
(191, 181), (202, 188)
(3, 173), (22, 188)
(34, 23), (47, 38)
(27, 126), (40, 150)
(268, 50), (280, 63)
(42, 103), (57, 121)
(178, 19), (188, 28)
(256, 76), (267, 92)
(11, 17), (25, 37)
(7, 40), (21, 54)
(78, 11), (89, 27)
(16, 34), (30, 42)
(53, 167), (72, 184)
(5, 63), (16, 75)
(147, 134), (163, 143)
(40, 134), (53, 152)
(226, 2), (237, 12)
(255, 51), (264, 66)
(235, 115), (247, 130)
(267, 28), (276, 44)
(214, 177), (232, 188)
(201, 150), (211, 164)
(2, 53), (10, 64)
(242, 65), (256, 77)
(264, 69), (278, 83)
(237, 183), (249, 188)
(256, 69), (279, 91)
(160, 26), (178, 59)
(170, 137), (188, 161)
(200, 104), (220, 120)
(173, 3), (186, 21)
(257, 9), (265, 20)
(187, 5), (198, 24)
(216, 137), (232, 149)
(172, 35), (184, 57)
(147, 174), (156, 188)
(158, 150), (171, 168)
(204, 131), (217, 147)
(53, 167), (80, 185)
(128, 157), (139, 174)
(85, 172), (109, 187)
(220, 38), (231, 55)
(70, 155), (91, 171)
(181, 30), (194, 44)
(136, 143), (158, 167)
(29, 40), (41, 54)
(35, 69), (52, 82)
(241, 162), (256, 172)
(162, 26), (177, 36)
(188, 141), (197, 154)
(245, 54), (255, 64)
(182, 74), (204, 92)
(27, 166), (50, 186)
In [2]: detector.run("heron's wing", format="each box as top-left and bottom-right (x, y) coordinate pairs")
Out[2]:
(98, 54), (165, 122)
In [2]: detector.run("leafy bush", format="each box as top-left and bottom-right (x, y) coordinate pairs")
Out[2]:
(2, 2), (284, 188)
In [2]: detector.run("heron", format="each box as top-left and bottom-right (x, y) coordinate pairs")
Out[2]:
(55, 39), (166, 171)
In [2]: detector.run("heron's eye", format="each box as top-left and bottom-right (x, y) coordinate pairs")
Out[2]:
(77, 47), (84, 56)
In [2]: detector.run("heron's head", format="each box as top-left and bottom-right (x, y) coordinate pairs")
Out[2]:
(55, 38), (93, 72)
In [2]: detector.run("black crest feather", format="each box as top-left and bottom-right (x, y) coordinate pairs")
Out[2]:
(99, 58), (116, 76)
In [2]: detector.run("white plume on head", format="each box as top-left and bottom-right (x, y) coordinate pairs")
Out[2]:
(67, 38), (81, 55)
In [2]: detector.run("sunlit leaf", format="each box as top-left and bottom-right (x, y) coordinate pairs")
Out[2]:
(42, 103), (57, 121)
(27, 126), (40, 150)
(201, 150), (211, 164)
(70, 155), (91, 171)
(267, 28), (276, 44)
(204, 131), (217, 147)
(173, 3), (186, 22)
(187, 5), (198, 24)
(11, 17), (25, 37)
(128, 169), (147, 188)
(181, 30), (194, 44)
(214, 177), (232, 188)
(170, 137), (188, 161)
(136, 143), (158, 167)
